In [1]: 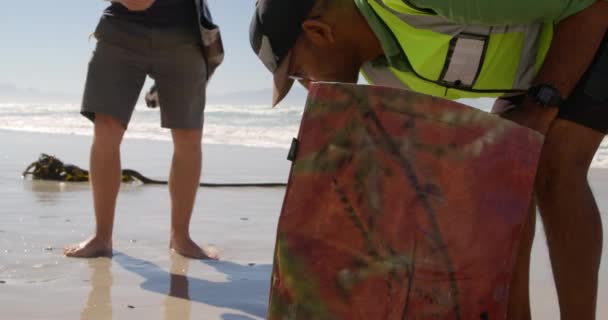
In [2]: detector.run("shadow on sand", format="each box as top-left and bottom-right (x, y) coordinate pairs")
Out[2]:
(110, 252), (271, 319)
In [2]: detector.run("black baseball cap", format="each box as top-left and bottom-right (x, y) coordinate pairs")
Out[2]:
(250, 0), (316, 106)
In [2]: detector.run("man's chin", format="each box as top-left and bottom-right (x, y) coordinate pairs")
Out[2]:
(326, 73), (360, 85)
(303, 71), (360, 89)
(341, 71), (360, 84)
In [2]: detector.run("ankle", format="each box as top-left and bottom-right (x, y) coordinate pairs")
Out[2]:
(170, 230), (191, 242)
(92, 233), (113, 244)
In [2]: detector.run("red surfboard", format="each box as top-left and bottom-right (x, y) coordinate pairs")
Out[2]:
(268, 83), (543, 320)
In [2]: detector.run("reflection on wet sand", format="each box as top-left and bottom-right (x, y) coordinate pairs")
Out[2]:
(80, 255), (195, 320)
(24, 180), (89, 193)
(81, 258), (113, 320)
(164, 255), (192, 319)
(80, 255), (192, 320)
(23, 180), (88, 206)
(114, 252), (269, 319)
(22, 180), (144, 206)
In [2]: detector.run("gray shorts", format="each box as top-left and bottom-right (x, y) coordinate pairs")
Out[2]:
(81, 17), (208, 129)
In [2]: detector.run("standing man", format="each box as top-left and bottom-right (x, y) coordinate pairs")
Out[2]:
(249, 0), (607, 319)
(64, 0), (223, 259)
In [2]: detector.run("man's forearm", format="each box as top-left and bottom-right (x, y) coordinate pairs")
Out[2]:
(517, 1), (608, 133)
(534, 0), (608, 97)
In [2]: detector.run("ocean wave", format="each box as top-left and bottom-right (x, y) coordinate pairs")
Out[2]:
(205, 104), (304, 116)
(1, 102), (606, 168)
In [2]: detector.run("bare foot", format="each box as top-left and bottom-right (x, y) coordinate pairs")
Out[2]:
(64, 236), (112, 258)
(170, 237), (219, 260)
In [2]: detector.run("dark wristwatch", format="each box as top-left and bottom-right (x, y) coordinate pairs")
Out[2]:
(527, 84), (564, 108)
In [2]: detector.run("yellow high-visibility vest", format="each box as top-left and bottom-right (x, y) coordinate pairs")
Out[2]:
(361, 0), (554, 99)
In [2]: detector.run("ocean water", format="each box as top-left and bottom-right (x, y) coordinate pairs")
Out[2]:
(0, 101), (606, 168)
(0, 102), (302, 149)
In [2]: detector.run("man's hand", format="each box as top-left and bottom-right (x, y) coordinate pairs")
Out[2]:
(115, 0), (155, 11)
(499, 99), (558, 135)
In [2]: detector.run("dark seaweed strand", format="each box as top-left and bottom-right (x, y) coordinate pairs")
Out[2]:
(402, 239), (417, 320)
(348, 110), (386, 237)
(349, 109), (402, 312)
(333, 179), (380, 258)
(326, 84), (461, 317)
(364, 108), (462, 319)
(334, 179), (415, 319)
(333, 176), (399, 267)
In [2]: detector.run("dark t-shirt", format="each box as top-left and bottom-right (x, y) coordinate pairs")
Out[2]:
(104, 0), (198, 29)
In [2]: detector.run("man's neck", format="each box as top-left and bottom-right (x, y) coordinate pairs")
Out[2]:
(354, 11), (385, 65)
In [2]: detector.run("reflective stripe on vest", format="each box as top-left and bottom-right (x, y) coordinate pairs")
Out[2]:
(361, 0), (554, 100)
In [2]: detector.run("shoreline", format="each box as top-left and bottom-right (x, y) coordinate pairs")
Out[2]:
(1, 123), (607, 169)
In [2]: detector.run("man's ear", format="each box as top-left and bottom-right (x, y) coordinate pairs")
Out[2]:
(301, 20), (335, 46)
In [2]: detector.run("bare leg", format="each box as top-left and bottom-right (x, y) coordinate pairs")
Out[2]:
(507, 203), (536, 320)
(65, 114), (125, 258)
(168, 129), (218, 259)
(535, 119), (603, 320)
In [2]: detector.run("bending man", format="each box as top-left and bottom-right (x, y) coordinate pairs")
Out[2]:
(249, 0), (607, 318)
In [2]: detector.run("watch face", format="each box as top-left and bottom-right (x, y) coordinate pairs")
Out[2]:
(536, 85), (562, 107)
(538, 87), (553, 104)
(528, 84), (562, 107)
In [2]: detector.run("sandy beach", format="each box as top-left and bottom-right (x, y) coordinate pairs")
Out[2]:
(0, 129), (606, 319)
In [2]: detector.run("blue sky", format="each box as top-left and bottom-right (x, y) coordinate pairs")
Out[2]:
(0, 0), (273, 96)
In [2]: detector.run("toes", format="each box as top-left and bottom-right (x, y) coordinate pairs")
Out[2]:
(63, 242), (112, 258)
(203, 247), (220, 260)
(171, 245), (218, 260)
(64, 246), (83, 258)
(63, 246), (77, 256)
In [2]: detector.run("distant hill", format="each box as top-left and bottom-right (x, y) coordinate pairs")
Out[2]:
(0, 83), (80, 103)
(207, 86), (308, 107)
(0, 82), (497, 112)
(0, 82), (309, 106)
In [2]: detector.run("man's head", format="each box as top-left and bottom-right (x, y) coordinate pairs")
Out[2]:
(250, 0), (380, 106)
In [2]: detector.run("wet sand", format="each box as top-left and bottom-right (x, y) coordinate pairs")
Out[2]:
(0, 129), (606, 319)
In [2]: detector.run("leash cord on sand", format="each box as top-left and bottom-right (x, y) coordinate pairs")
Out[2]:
(22, 154), (287, 188)
(122, 169), (287, 188)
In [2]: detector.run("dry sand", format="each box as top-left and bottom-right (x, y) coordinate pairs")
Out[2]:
(0, 129), (606, 319)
